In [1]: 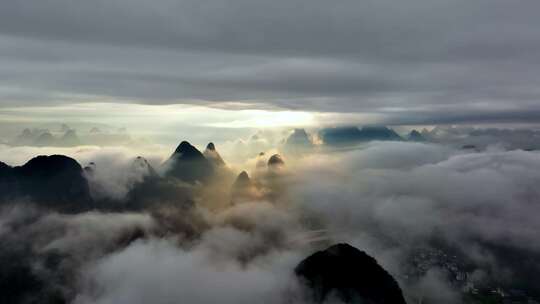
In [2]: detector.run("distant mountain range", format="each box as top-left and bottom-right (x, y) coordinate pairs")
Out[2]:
(318, 126), (405, 146)
(0, 140), (222, 211)
(281, 126), (428, 151)
(10, 128), (81, 147)
(7, 126), (133, 147)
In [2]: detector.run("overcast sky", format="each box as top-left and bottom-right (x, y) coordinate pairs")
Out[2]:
(1, 0), (540, 126)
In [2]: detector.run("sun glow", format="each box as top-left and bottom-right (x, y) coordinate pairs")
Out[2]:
(205, 110), (315, 128)
(0, 102), (316, 129)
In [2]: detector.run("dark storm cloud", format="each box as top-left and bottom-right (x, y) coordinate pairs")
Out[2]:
(1, 0), (540, 124)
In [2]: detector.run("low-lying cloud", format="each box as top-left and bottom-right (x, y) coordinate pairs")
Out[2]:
(1, 139), (539, 303)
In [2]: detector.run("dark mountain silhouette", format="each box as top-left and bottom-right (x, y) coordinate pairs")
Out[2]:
(320, 126), (403, 146)
(295, 243), (406, 304)
(0, 244), (56, 304)
(163, 141), (214, 183)
(203, 142), (226, 167)
(359, 126), (402, 141)
(0, 161), (11, 176)
(319, 127), (362, 146)
(0, 155), (93, 211)
(407, 129), (426, 142)
(268, 154), (285, 167)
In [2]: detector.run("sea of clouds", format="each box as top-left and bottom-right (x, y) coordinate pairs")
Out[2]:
(1, 140), (539, 303)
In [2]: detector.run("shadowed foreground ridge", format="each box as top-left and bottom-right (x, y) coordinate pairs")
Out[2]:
(0, 155), (92, 211)
(295, 243), (407, 304)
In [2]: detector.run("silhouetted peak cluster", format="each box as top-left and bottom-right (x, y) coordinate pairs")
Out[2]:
(230, 152), (288, 204)
(165, 141), (227, 183)
(295, 243), (406, 304)
(11, 127), (81, 147)
(0, 141), (232, 211)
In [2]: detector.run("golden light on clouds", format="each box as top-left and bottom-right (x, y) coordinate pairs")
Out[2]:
(205, 110), (315, 128)
(0, 102), (319, 129)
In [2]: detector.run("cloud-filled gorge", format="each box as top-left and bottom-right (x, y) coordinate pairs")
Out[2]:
(1, 127), (540, 304)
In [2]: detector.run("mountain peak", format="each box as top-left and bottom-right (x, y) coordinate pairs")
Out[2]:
(268, 154), (285, 167)
(233, 171), (252, 189)
(172, 141), (208, 160)
(174, 141), (196, 154)
(295, 243), (406, 304)
(231, 170), (255, 205)
(165, 141), (214, 183)
(236, 171), (250, 183)
(204, 142), (226, 166)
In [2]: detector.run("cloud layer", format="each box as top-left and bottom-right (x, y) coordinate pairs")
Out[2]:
(1, 140), (540, 303)
(1, 0), (540, 124)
